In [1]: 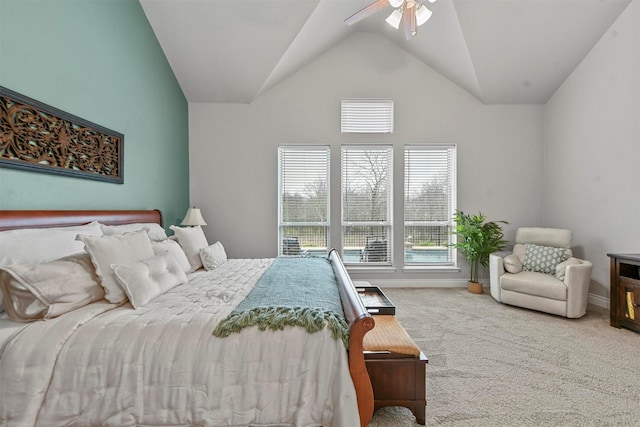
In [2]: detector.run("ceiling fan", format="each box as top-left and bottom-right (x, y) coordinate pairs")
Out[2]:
(345, 0), (436, 40)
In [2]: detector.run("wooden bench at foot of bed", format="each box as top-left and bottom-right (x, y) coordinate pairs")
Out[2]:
(363, 314), (428, 425)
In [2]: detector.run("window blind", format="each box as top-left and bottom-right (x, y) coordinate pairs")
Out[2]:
(342, 146), (393, 264)
(278, 146), (330, 256)
(404, 145), (457, 265)
(341, 99), (394, 133)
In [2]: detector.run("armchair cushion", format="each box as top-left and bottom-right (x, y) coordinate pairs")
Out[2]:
(522, 244), (567, 274)
(503, 254), (523, 274)
(515, 228), (572, 248)
(501, 271), (566, 301)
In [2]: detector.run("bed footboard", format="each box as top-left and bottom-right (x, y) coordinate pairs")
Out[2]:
(329, 249), (375, 427)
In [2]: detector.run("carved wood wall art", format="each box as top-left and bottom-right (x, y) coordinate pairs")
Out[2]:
(0, 86), (123, 183)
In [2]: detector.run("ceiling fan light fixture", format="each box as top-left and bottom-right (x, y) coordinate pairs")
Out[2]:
(389, 0), (404, 8)
(385, 9), (403, 29)
(415, 4), (432, 26)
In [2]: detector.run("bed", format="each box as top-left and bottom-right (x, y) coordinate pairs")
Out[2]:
(0, 209), (375, 427)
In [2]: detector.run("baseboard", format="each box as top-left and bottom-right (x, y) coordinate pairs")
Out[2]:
(588, 293), (610, 309)
(361, 279), (612, 310)
(364, 279), (469, 288)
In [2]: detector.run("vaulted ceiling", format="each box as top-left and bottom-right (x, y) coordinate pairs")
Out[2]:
(140, 0), (631, 104)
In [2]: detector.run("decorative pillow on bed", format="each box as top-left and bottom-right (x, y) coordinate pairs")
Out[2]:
(77, 230), (155, 304)
(100, 222), (168, 242)
(0, 253), (105, 322)
(0, 221), (103, 268)
(200, 241), (227, 270)
(111, 252), (188, 308)
(151, 239), (191, 274)
(522, 243), (568, 275)
(169, 225), (209, 271)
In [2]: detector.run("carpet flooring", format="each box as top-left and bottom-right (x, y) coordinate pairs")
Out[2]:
(367, 288), (640, 426)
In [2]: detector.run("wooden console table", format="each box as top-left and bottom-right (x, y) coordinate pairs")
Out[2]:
(607, 253), (640, 333)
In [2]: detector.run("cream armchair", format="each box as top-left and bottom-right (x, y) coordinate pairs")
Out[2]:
(489, 227), (592, 318)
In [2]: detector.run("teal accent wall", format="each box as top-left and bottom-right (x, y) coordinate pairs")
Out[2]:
(0, 0), (189, 228)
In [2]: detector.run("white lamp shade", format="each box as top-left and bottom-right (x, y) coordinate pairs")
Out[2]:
(385, 9), (403, 29)
(389, 0), (404, 8)
(415, 4), (432, 26)
(181, 208), (207, 226)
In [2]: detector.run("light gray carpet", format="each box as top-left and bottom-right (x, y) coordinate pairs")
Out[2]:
(367, 288), (640, 426)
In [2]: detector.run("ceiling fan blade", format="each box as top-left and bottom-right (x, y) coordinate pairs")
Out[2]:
(345, 0), (390, 26)
(402, 1), (415, 40)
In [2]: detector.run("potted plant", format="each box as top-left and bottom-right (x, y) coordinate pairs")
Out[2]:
(451, 210), (508, 294)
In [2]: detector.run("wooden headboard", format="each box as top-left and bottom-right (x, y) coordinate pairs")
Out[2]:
(0, 210), (162, 232)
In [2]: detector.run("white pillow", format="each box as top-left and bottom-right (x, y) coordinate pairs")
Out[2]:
(169, 226), (209, 271)
(503, 254), (523, 274)
(100, 222), (168, 242)
(0, 221), (103, 314)
(77, 230), (155, 304)
(0, 221), (103, 268)
(0, 253), (104, 322)
(111, 252), (188, 309)
(151, 239), (191, 274)
(200, 241), (227, 270)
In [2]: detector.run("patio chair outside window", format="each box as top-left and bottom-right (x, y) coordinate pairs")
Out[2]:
(282, 236), (301, 256)
(363, 235), (388, 262)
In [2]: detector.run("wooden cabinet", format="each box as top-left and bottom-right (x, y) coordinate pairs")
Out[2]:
(608, 253), (640, 333)
(365, 352), (428, 425)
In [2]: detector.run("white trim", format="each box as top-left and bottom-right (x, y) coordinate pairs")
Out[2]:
(402, 266), (461, 273)
(346, 266), (397, 274)
(348, 280), (612, 311)
(588, 292), (610, 309)
(354, 278), (469, 288)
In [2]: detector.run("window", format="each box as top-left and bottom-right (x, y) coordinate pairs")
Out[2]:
(404, 145), (457, 266)
(341, 146), (393, 264)
(341, 99), (394, 134)
(278, 146), (330, 256)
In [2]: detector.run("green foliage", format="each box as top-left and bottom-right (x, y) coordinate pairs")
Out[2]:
(451, 210), (508, 283)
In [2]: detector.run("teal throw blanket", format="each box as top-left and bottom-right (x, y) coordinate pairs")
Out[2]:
(212, 257), (349, 347)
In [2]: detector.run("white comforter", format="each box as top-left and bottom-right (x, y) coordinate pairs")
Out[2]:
(0, 259), (359, 427)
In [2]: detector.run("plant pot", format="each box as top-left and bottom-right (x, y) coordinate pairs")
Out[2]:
(467, 281), (483, 294)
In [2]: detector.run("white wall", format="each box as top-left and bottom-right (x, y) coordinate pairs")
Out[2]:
(189, 32), (544, 285)
(544, 0), (640, 301)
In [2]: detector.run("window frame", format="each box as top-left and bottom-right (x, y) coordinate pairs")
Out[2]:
(277, 145), (331, 256)
(341, 145), (394, 266)
(403, 144), (457, 268)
